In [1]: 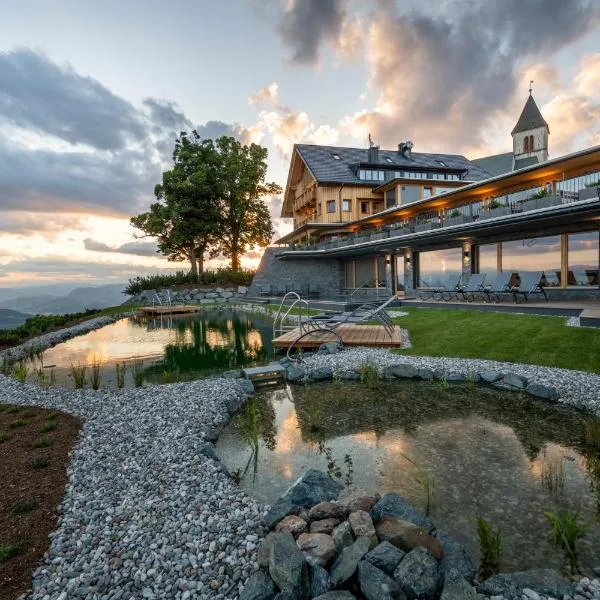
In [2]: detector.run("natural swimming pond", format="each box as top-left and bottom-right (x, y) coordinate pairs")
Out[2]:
(215, 380), (600, 574)
(25, 310), (275, 387)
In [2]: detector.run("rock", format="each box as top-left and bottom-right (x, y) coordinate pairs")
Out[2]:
(311, 565), (331, 597)
(296, 533), (337, 567)
(310, 518), (340, 534)
(286, 365), (307, 382)
(222, 393), (246, 415)
(269, 533), (310, 599)
(329, 536), (372, 587)
(478, 370), (504, 383)
(416, 368), (435, 381)
(240, 572), (277, 600)
(309, 501), (347, 520)
(348, 510), (376, 539)
(264, 499), (299, 530)
(370, 493), (434, 531)
(526, 383), (559, 401)
(434, 530), (476, 584)
(281, 470), (343, 508)
(384, 363), (418, 379)
(318, 342), (343, 355)
(238, 285), (247, 294)
(222, 369), (243, 379)
(365, 541), (405, 576)
(273, 593), (296, 600)
(340, 371), (361, 380)
(276, 515), (308, 537)
(238, 378), (255, 395)
(358, 560), (405, 600)
(258, 533), (279, 568)
(331, 521), (355, 552)
(312, 593), (357, 600)
(477, 569), (570, 598)
(439, 571), (477, 600)
(338, 491), (377, 513)
(376, 518), (442, 558)
(500, 372), (528, 390)
(198, 441), (218, 461)
(308, 366), (333, 380)
(393, 547), (441, 600)
(447, 372), (464, 382)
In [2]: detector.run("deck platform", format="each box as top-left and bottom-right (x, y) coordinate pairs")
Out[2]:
(140, 305), (200, 315)
(272, 323), (402, 349)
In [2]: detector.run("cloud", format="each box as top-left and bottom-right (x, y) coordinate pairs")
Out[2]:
(341, 0), (600, 154)
(248, 82), (280, 107)
(143, 97), (193, 133)
(0, 212), (86, 239)
(278, 0), (347, 65)
(575, 53), (600, 96)
(0, 49), (146, 150)
(84, 238), (159, 256)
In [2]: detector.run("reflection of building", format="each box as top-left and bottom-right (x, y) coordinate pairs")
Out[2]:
(252, 93), (599, 297)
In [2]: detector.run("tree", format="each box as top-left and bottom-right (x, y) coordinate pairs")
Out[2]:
(130, 132), (221, 280)
(211, 136), (281, 270)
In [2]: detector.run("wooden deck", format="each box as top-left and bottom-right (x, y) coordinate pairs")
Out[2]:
(140, 305), (200, 315)
(272, 323), (402, 349)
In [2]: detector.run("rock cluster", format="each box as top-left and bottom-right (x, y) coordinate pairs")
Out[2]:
(127, 286), (248, 305)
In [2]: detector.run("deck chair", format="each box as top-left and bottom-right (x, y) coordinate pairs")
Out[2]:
(453, 273), (487, 302)
(511, 271), (547, 303)
(573, 270), (591, 286)
(418, 274), (462, 301)
(477, 271), (512, 303)
(275, 283), (287, 296)
(257, 285), (271, 297)
(289, 281), (304, 294)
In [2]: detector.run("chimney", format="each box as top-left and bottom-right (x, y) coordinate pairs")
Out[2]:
(398, 141), (414, 160)
(368, 145), (380, 164)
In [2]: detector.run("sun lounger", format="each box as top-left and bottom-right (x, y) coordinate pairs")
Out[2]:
(511, 271), (547, 303)
(417, 275), (462, 301)
(453, 273), (487, 302)
(477, 272), (512, 303)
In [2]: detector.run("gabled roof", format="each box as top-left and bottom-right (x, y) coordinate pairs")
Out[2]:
(471, 152), (513, 177)
(511, 95), (549, 135)
(294, 144), (491, 185)
(514, 156), (539, 170)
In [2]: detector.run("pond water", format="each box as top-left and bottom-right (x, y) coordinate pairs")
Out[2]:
(26, 310), (274, 388)
(215, 381), (600, 574)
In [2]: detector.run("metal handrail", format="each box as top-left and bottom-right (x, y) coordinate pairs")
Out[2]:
(273, 292), (311, 337)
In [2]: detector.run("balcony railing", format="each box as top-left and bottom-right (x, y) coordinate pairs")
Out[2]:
(284, 187), (599, 252)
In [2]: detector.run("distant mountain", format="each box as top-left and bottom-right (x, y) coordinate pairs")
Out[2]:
(0, 309), (32, 329)
(0, 283), (129, 315)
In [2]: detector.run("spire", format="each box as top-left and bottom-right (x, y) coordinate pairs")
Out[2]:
(511, 94), (549, 135)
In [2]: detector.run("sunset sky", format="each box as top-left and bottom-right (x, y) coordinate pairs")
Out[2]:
(0, 0), (599, 289)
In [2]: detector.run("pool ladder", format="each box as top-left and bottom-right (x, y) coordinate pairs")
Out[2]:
(272, 292), (312, 337)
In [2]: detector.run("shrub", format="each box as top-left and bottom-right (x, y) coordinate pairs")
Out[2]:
(488, 199), (501, 210)
(0, 543), (23, 562)
(31, 457), (49, 469)
(32, 436), (52, 448)
(39, 422), (56, 433)
(0, 433), (8, 442)
(9, 419), (25, 429)
(123, 267), (256, 295)
(11, 498), (37, 514)
(450, 209), (462, 218)
(477, 516), (502, 579)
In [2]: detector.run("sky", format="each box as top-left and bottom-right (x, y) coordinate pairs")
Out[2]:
(0, 0), (599, 289)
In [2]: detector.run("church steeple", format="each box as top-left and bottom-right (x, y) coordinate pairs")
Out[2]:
(511, 90), (549, 170)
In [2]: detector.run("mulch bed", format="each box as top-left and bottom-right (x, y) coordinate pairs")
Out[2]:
(0, 404), (81, 599)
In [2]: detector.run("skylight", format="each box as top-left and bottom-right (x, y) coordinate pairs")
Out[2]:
(332, 153), (341, 160)
(384, 157), (393, 163)
(436, 160), (448, 167)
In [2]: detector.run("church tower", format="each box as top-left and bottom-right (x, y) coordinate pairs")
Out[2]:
(511, 91), (549, 170)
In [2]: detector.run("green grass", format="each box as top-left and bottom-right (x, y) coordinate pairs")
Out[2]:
(0, 543), (24, 562)
(9, 419), (25, 429)
(32, 436), (52, 448)
(39, 422), (56, 433)
(0, 433), (8, 442)
(394, 307), (600, 374)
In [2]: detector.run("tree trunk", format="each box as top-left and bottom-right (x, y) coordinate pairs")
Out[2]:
(189, 248), (199, 283)
(231, 251), (240, 271)
(197, 251), (204, 275)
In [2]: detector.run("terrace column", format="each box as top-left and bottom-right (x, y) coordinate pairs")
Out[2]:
(404, 249), (415, 292)
(462, 241), (472, 284)
(385, 254), (393, 295)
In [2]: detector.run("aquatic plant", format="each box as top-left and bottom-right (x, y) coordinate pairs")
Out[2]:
(305, 402), (322, 433)
(229, 468), (243, 484)
(90, 361), (101, 390)
(31, 457), (49, 469)
(115, 363), (126, 388)
(1, 353), (13, 376)
(131, 361), (145, 387)
(33, 436), (52, 449)
(39, 422), (56, 433)
(438, 374), (449, 392)
(584, 422), (600, 449)
(161, 369), (179, 384)
(238, 400), (259, 454)
(540, 449), (565, 495)
(544, 509), (588, 575)
(317, 442), (353, 485)
(0, 433), (8, 442)
(332, 365), (342, 383)
(465, 370), (478, 388)
(343, 453), (354, 486)
(12, 362), (29, 384)
(70, 364), (87, 389)
(477, 516), (502, 579)
(360, 360), (379, 390)
(0, 543), (24, 562)
(400, 451), (435, 516)
(48, 367), (56, 387)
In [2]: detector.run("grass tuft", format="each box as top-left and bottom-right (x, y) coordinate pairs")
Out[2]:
(70, 363), (87, 389)
(32, 436), (52, 449)
(90, 361), (101, 390)
(11, 498), (37, 514)
(39, 422), (56, 433)
(131, 360), (144, 387)
(477, 516), (502, 580)
(359, 360), (380, 390)
(12, 361), (29, 383)
(0, 543), (24, 562)
(545, 509), (589, 575)
(9, 419), (25, 429)
(31, 457), (49, 469)
(115, 363), (126, 388)
(45, 412), (59, 421)
(0, 433), (8, 442)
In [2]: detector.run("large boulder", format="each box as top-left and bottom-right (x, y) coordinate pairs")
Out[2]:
(264, 499), (299, 530)
(525, 382), (559, 401)
(331, 521), (355, 553)
(281, 470), (343, 508)
(318, 342), (343, 355)
(348, 510), (376, 539)
(310, 565), (331, 597)
(384, 363), (418, 379)
(364, 541), (405, 576)
(393, 547), (441, 600)
(308, 365), (334, 380)
(258, 532), (279, 568)
(276, 515), (308, 537)
(338, 489), (378, 513)
(309, 501), (347, 521)
(329, 536), (372, 587)
(439, 571), (477, 600)
(268, 533), (310, 599)
(370, 493), (434, 531)
(375, 517), (442, 558)
(310, 518), (341, 534)
(478, 370), (503, 383)
(240, 572), (277, 600)
(498, 372), (528, 390)
(296, 533), (337, 567)
(434, 530), (476, 584)
(358, 560), (405, 600)
(286, 365), (307, 382)
(477, 569), (571, 598)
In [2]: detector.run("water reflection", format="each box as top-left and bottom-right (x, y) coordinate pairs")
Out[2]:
(27, 310), (274, 387)
(215, 381), (600, 574)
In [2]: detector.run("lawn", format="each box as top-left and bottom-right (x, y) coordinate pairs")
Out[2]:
(395, 306), (600, 374)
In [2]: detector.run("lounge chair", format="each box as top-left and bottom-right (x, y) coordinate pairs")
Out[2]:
(418, 275), (462, 301)
(257, 285), (271, 297)
(476, 271), (512, 303)
(542, 271), (561, 288)
(453, 273), (487, 302)
(275, 283), (287, 296)
(572, 270), (591, 286)
(511, 271), (547, 303)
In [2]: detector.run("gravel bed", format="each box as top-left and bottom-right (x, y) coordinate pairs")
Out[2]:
(300, 347), (600, 414)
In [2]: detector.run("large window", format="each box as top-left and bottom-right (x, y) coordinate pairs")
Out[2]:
(418, 248), (462, 288)
(395, 255), (405, 293)
(342, 199), (351, 212)
(355, 258), (377, 288)
(401, 185), (420, 204)
(568, 232), (599, 286)
(327, 200), (336, 213)
(359, 169), (385, 181)
(502, 236), (561, 286)
(344, 261), (355, 288)
(477, 243), (497, 274)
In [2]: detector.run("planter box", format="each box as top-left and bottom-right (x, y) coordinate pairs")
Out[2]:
(414, 222), (439, 232)
(519, 194), (562, 213)
(478, 206), (511, 220)
(371, 232), (387, 241)
(390, 227), (411, 237)
(579, 186), (600, 201)
(443, 215), (470, 227)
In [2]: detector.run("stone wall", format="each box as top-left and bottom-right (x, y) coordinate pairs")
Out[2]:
(249, 248), (345, 297)
(127, 286), (248, 305)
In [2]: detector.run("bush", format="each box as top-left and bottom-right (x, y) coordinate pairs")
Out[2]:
(0, 309), (101, 349)
(124, 268), (256, 295)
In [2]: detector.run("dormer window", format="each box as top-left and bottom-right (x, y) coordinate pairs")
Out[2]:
(384, 157), (393, 164)
(436, 160), (448, 167)
(332, 153), (341, 160)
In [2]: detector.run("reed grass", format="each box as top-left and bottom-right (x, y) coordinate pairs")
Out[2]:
(400, 451), (435, 516)
(131, 361), (145, 387)
(584, 422), (600, 449)
(540, 449), (565, 495)
(115, 363), (126, 388)
(12, 362), (29, 384)
(90, 361), (101, 390)
(359, 360), (379, 390)
(545, 509), (588, 575)
(477, 516), (502, 579)
(70, 364), (87, 389)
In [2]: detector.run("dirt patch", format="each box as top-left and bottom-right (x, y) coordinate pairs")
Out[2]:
(0, 404), (81, 599)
